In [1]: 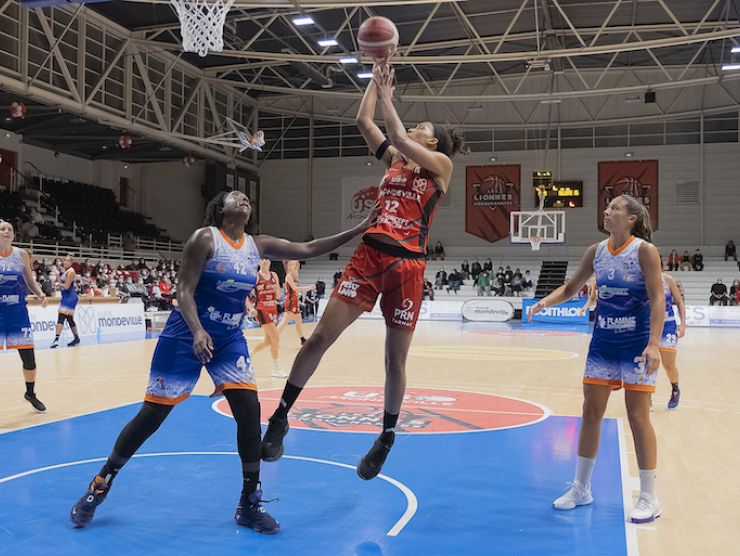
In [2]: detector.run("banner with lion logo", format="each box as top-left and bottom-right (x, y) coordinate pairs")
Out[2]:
(465, 165), (521, 243)
(597, 160), (659, 234)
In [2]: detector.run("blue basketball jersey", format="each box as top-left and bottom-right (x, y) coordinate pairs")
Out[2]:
(162, 227), (259, 340)
(0, 247), (27, 307)
(59, 269), (79, 315)
(592, 236), (650, 344)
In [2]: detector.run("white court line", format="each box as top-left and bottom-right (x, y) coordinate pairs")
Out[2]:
(618, 418), (640, 556)
(0, 451), (416, 537)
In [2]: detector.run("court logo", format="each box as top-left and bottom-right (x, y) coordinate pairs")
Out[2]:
(214, 386), (551, 433)
(462, 299), (514, 322)
(76, 306), (97, 335)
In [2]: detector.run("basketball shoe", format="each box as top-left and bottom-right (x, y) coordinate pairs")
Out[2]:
(271, 363), (287, 379)
(23, 393), (46, 413)
(50, 338), (59, 349)
(261, 416), (289, 462)
(68, 337), (81, 347)
(70, 476), (110, 527)
(668, 388), (681, 410)
(357, 433), (394, 480)
(235, 487), (279, 534)
(553, 481), (593, 510)
(629, 492), (661, 523)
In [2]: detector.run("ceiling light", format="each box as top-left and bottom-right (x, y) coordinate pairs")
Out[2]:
(722, 64), (740, 71)
(624, 152), (634, 158)
(490, 156), (497, 162)
(340, 56), (358, 64)
(318, 39), (338, 47)
(292, 16), (314, 26)
(357, 72), (373, 79)
(624, 97), (641, 103)
(732, 46), (740, 53)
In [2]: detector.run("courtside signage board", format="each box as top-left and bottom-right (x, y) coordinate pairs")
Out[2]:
(27, 303), (146, 339)
(684, 305), (740, 327)
(462, 299), (515, 322)
(521, 298), (589, 325)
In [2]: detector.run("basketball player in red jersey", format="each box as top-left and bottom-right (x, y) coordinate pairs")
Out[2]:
(276, 260), (315, 346)
(262, 60), (467, 479)
(245, 259), (285, 378)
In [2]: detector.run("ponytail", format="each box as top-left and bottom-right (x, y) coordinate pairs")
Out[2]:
(619, 194), (653, 243)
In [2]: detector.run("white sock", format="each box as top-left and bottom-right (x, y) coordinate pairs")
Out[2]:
(639, 468), (657, 496)
(575, 456), (596, 487)
(273, 359), (280, 368)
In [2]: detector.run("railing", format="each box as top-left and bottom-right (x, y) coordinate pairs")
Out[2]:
(17, 238), (183, 264)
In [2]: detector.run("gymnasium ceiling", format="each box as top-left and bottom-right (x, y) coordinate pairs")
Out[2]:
(2, 0), (740, 164)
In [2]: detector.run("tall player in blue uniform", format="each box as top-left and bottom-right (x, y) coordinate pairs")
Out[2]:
(50, 253), (80, 348)
(529, 194), (665, 523)
(70, 191), (378, 534)
(0, 219), (48, 412)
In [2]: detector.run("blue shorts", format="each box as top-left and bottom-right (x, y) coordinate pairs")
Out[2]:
(659, 320), (678, 352)
(0, 304), (34, 350)
(59, 293), (78, 316)
(145, 333), (257, 405)
(584, 338), (655, 392)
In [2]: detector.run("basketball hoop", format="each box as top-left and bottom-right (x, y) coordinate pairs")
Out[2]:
(529, 236), (544, 251)
(170, 0), (235, 57)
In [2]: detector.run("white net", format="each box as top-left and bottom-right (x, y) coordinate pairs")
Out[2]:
(170, 0), (235, 58)
(529, 236), (543, 251)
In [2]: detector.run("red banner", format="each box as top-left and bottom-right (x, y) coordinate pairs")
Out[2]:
(465, 165), (521, 243)
(597, 160), (659, 233)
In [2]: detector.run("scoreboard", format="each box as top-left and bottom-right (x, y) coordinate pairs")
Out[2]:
(532, 172), (583, 208)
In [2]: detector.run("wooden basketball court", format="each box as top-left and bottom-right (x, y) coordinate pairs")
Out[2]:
(1, 319), (737, 555)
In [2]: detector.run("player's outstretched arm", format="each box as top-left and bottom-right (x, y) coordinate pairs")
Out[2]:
(254, 204), (379, 261)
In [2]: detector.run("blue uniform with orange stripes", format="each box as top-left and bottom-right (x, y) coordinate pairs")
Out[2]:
(659, 279), (678, 352)
(145, 228), (260, 405)
(583, 236), (657, 392)
(0, 247), (34, 350)
(58, 269), (79, 316)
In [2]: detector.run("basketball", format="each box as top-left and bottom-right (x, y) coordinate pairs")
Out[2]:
(358, 16), (398, 60)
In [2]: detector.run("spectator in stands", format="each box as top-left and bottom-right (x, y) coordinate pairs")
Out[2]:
(693, 249), (704, 271)
(668, 249), (679, 271)
(491, 272), (505, 296)
(39, 273), (55, 297)
(523, 270), (533, 293)
(333, 268), (343, 287)
(123, 230), (137, 251)
(710, 278), (728, 305)
(29, 206), (43, 226)
(471, 258), (482, 281)
(680, 250), (692, 271)
(503, 266), (514, 295)
(460, 260), (470, 281)
(725, 240), (737, 262)
(446, 269), (462, 294)
(79, 271), (94, 295)
(511, 269), (523, 297)
(136, 258), (149, 271)
(27, 220), (39, 240)
(730, 279), (740, 306)
(96, 270), (109, 290)
(315, 277), (326, 299)
(476, 269), (491, 296)
(483, 258), (493, 274)
(434, 241), (445, 260)
(435, 267), (447, 289)
(423, 278), (434, 301)
(15, 216), (31, 243)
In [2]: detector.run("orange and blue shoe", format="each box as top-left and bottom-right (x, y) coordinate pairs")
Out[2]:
(70, 476), (110, 528)
(235, 487), (280, 534)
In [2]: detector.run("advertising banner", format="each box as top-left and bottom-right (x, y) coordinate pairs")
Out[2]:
(27, 302), (146, 341)
(597, 160), (659, 233)
(521, 298), (589, 324)
(465, 165), (521, 243)
(684, 305), (740, 327)
(462, 299), (515, 322)
(341, 177), (379, 231)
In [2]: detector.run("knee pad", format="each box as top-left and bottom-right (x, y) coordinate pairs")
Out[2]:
(67, 316), (76, 328)
(57, 313), (67, 325)
(18, 348), (36, 370)
(223, 389), (262, 463)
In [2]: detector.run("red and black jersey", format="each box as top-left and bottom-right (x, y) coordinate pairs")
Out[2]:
(364, 160), (443, 255)
(254, 271), (278, 309)
(285, 276), (299, 310)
